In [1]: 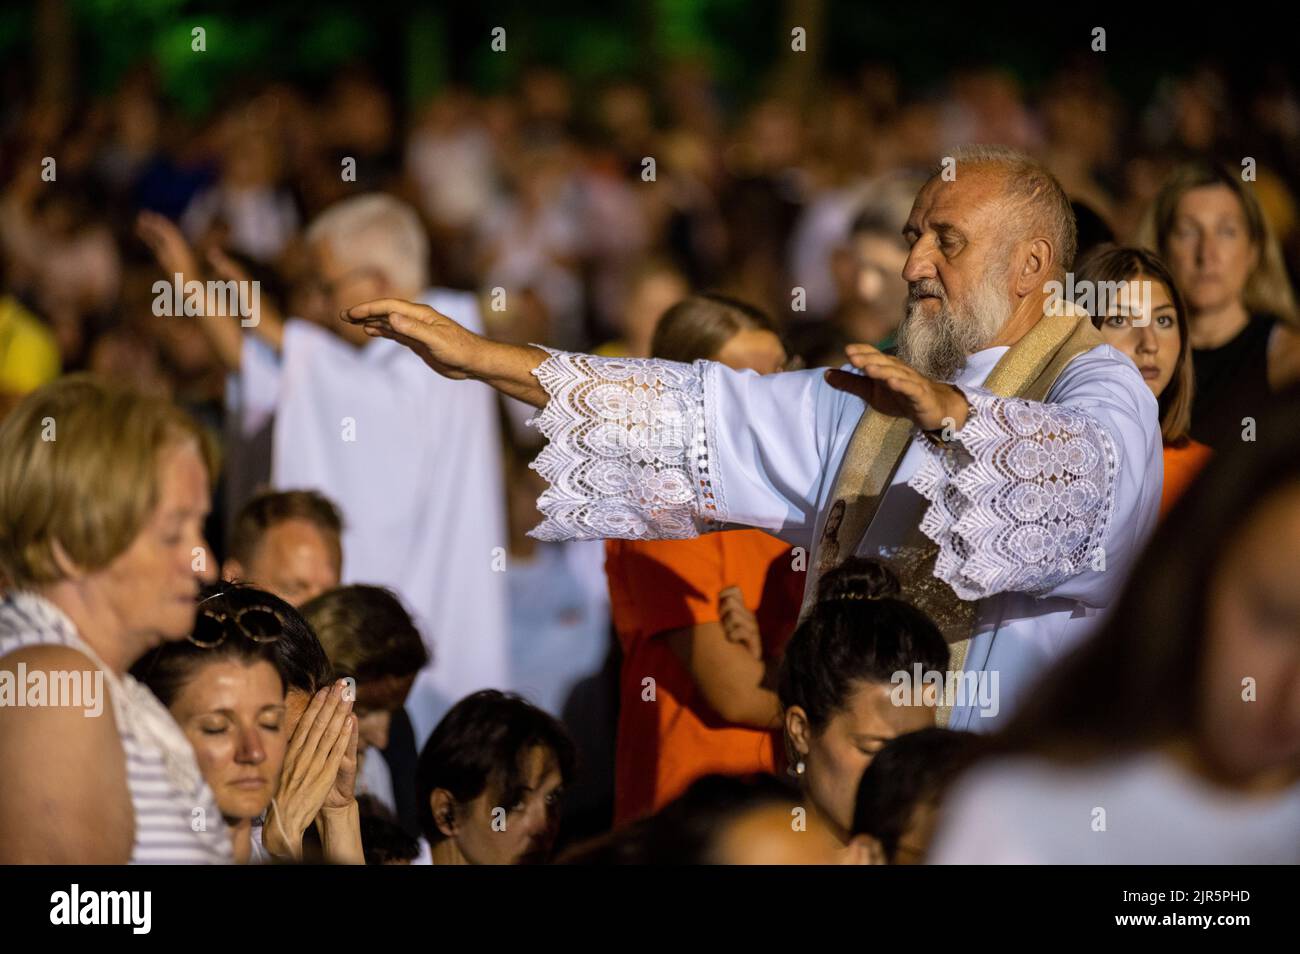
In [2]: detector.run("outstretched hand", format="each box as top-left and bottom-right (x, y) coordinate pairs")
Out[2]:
(342, 298), (480, 379)
(825, 343), (968, 432)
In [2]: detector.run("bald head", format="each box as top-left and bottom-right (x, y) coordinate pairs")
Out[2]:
(896, 146), (1076, 379)
(937, 146), (1077, 276)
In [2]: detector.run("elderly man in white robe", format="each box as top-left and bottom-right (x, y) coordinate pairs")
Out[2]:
(342, 147), (1163, 732)
(137, 196), (509, 747)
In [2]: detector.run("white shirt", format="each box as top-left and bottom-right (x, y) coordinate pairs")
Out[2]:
(524, 341), (1162, 730)
(929, 751), (1300, 864)
(0, 592), (233, 864)
(232, 289), (509, 744)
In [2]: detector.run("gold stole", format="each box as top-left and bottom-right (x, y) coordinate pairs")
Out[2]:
(800, 303), (1104, 723)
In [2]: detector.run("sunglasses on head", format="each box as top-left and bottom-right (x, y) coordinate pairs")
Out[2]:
(189, 594), (285, 648)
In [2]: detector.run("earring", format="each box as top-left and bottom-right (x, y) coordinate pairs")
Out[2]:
(795, 760), (806, 776)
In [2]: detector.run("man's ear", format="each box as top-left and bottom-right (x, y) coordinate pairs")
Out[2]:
(431, 789), (458, 838)
(785, 705), (812, 759)
(843, 834), (888, 865)
(1014, 237), (1054, 297)
(221, 558), (243, 583)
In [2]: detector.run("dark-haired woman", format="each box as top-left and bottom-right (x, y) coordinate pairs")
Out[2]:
(1073, 245), (1211, 517)
(777, 558), (950, 847)
(561, 773), (845, 865)
(416, 689), (576, 864)
(930, 392), (1300, 863)
(136, 583), (361, 864)
(849, 728), (983, 864)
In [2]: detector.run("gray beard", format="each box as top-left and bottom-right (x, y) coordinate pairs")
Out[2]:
(897, 274), (1009, 381)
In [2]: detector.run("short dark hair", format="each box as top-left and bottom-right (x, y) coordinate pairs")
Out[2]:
(133, 581), (309, 706)
(852, 728), (984, 861)
(777, 558), (950, 731)
(558, 773), (801, 865)
(357, 794), (421, 865)
(229, 489), (344, 567)
(647, 773), (801, 864)
(416, 690), (576, 846)
(267, 590), (332, 696)
(300, 584), (429, 682)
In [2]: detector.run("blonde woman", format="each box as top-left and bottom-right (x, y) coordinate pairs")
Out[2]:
(0, 375), (232, 862)
(1137, 160), (1300, 447)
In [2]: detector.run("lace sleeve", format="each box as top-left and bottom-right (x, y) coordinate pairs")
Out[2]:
(908, 387), (1119, 600)
(526, 348), (721, 541)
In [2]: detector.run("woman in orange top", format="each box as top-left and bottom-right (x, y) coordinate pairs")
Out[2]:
(605, 293), (804, 825)
(1075, 246), (1212, 518)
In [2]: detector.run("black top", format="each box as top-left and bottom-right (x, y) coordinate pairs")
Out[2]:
(380, 706), (422, 838)
(1190, 314), (1277, 448)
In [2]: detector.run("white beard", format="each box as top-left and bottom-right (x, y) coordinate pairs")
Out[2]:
(897, 270), (1009, 381)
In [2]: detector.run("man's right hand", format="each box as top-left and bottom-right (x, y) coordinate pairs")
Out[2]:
(342, 298), (480, 379)
(342, 298), (551, 406)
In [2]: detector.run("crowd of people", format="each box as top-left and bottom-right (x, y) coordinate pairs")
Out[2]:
(1, 48), (1299, 864)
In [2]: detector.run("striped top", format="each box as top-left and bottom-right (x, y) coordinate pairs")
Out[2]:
(0, 591), (233, 864)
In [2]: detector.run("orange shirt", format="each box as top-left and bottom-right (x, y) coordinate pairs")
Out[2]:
(605, 530), (804, 825)
(1161, 439), (1213, 519)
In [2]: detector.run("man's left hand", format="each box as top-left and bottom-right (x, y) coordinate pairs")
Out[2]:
(824, 343), (969, 432)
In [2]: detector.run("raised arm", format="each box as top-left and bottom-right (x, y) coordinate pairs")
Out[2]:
(135, 212), (287, 370)
(343, 298), (550, 406)
(136, 211), (241, 370)
(206, 246), (286, 354)
(345, 297), (861, 545)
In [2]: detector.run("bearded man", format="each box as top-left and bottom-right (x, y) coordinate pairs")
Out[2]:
(343, 146), (1162, 731)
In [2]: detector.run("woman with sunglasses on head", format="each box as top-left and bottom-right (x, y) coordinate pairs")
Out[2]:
(136, 582), (363, 864)
(0, 376), (232, 863)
